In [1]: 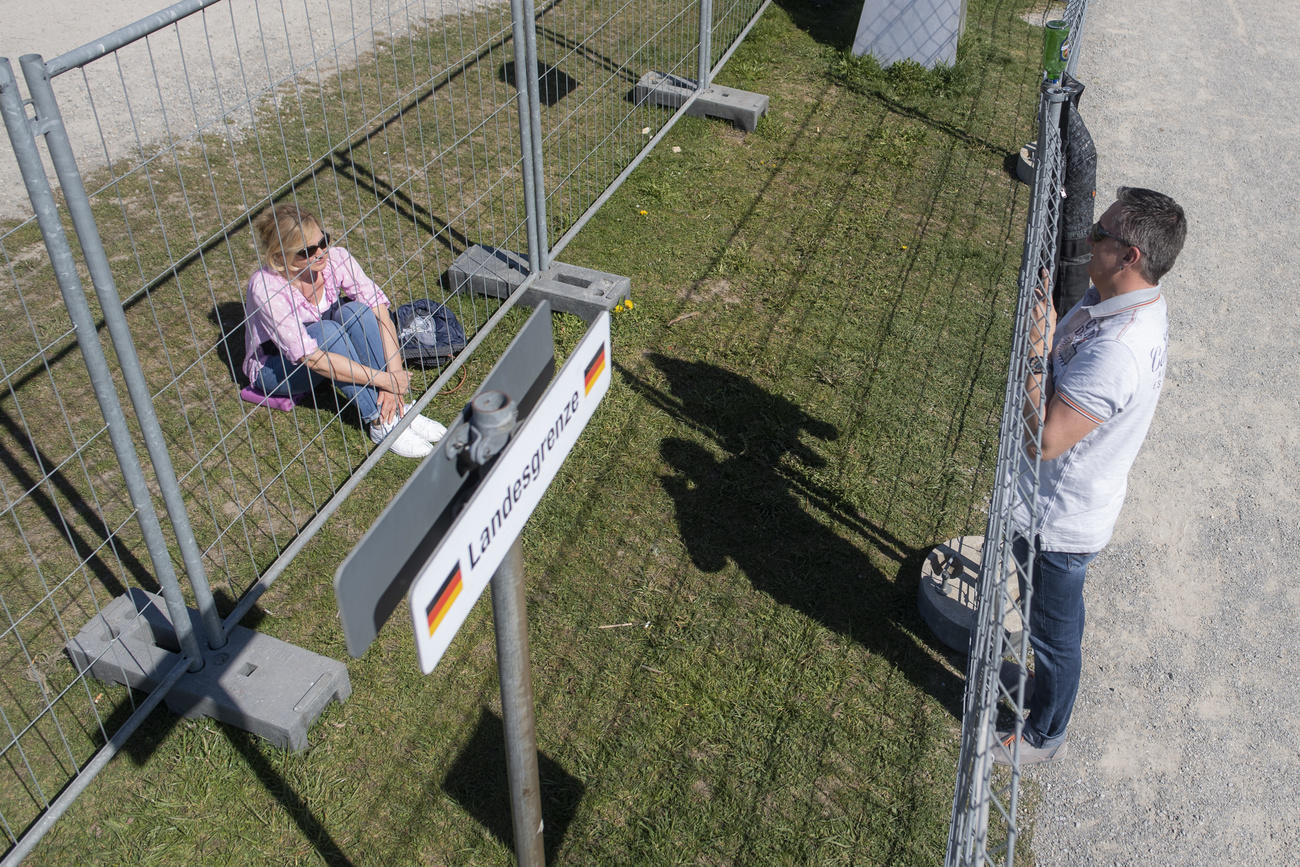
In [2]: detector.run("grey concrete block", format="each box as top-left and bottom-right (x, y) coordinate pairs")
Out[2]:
(449, 245), (630, 321)
(916, 536), (1023, 654)
(66, 589), (350, 752)
(448, 243), (529, 298)
(633, 71), (768, 132)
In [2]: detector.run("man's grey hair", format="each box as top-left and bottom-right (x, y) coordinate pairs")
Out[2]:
(1112, 186), (1187, 284)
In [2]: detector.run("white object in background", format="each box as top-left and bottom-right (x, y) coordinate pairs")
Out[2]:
(853, 0), (967, 69)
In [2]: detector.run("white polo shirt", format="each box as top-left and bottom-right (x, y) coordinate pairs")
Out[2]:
(1013, 284), (1168, 552)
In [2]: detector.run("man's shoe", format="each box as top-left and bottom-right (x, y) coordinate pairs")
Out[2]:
(370, 417), (434, 458)
(992, 730), (1065, 766)
(999, 660), (1035, 707)
(401, 404), (448, 444)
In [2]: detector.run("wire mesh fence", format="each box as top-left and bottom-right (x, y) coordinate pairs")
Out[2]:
(945, 1), (1092, 860)
(1063, 0), (1087, 77)
(0, 0), (767, 859)
(534, 0), (766, 259)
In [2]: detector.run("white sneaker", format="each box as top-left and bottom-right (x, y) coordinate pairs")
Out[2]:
(401, 404), (448, 444)
(369, 416), (434, 459)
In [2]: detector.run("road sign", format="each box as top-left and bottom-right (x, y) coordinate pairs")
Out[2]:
(333, 302), (556, 658)
(408, 311), (610, 673)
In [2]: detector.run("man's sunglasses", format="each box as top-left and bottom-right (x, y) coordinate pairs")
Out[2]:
(1088, 221), (1135, 249)
(295, 233), (331, 260)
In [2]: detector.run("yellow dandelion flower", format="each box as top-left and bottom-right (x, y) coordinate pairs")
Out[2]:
(625, 298), (635, 309)
(639, 209), (648, 215)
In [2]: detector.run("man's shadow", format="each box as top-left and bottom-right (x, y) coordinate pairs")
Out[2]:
(640, 354), (962, 718)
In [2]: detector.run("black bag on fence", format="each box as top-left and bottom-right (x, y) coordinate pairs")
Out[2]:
(395, 299), (467, 366)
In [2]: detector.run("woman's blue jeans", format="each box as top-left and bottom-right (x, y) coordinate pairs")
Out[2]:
(253, 300), (385, 423)
(1013, 534), (1100, 748)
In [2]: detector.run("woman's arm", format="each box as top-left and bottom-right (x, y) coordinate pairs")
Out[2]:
(302, 348), (409, 394)
(373, 303), (405, 377)
(371, 303), (409, 423)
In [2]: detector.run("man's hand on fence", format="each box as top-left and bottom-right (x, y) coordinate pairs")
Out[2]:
(1023, 268), (1056, 458)
(1031, 267), (1057, 354)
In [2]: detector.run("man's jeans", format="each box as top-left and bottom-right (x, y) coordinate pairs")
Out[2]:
(253, 300), (386, 423)
(1013, 534), (1100, 749)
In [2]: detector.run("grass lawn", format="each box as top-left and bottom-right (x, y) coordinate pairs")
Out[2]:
(28, 0), (1047, 862)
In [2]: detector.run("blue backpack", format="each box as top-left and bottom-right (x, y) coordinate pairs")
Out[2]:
(395, 299), (467, 366)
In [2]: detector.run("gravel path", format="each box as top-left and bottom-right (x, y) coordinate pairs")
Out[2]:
(0, 0), (496, 220)
(1028, 0), (1300, 863)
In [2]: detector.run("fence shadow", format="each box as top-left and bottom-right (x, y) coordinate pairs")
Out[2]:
(225, 727), (353, 865)
(775, 0), (862, 51)
(441, 707), (585, 863)
(80, 593), (346, 865)
(631, 355), (963, 719)
(0, 402), (154, 601)
(113, 700), (354, 866)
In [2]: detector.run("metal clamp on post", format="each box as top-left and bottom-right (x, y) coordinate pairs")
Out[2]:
(467, 391), (517, 466)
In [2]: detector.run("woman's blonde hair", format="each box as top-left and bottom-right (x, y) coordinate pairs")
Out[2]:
(252, 204), (321, 273)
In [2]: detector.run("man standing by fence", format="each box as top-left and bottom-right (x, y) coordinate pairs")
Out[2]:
(1000, 186), (1187, 764)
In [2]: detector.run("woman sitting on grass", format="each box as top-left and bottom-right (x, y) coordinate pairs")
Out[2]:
(241, 204), (445, 459)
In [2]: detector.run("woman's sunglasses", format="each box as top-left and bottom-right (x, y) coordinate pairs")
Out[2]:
(295, 232), (331, 260)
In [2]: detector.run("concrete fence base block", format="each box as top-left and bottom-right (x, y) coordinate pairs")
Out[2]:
(449, 244), (630, 321)
(1016, 140), (1036, 185)
(65, 589), (350, 752)
(917, 535), (1024, 654)
(633, 70), (768, 132)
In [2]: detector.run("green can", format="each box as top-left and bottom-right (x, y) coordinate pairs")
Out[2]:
(1043, 19), (1070, 81)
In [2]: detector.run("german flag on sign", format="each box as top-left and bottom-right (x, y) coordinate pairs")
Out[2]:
(426, 563), (463, 637)
(584, 343), (606, 396)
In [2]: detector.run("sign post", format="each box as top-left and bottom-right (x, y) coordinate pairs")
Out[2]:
(491, 538), (544, 866)
(463, 386), (544, 865)
(335, 303), (612, 866)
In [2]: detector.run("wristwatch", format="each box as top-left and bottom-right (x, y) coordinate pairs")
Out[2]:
(1028, 356), (1046, 376)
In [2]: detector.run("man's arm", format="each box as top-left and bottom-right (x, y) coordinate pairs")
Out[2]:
(1023, 270), (1101, 461)
(1038, 395), (1101, 460)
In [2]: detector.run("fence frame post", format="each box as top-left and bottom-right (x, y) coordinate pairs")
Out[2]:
(698, 0), (714, 88)
(510, 0), (542, 274)
(513, 0), (549, 271)
(17, 53), (227, 650)
(0, 57), (209, 665)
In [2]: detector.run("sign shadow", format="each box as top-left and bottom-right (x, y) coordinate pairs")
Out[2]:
(442, 707), (585, 863)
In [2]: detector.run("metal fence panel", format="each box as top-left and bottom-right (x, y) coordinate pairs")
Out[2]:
(1063, 0), (1086, 77)
(708, 0), (765, 75)
(946, 0), (1093, 856)
(0, 56), (208, 860)
(0, 0), (770, 859)
(535, 0), (729, 261)
(29, 0), (530, 611)
(946, 84), (1063, 867)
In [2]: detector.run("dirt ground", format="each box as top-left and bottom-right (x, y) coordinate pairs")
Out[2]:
(1027, 0), (1300, 863)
